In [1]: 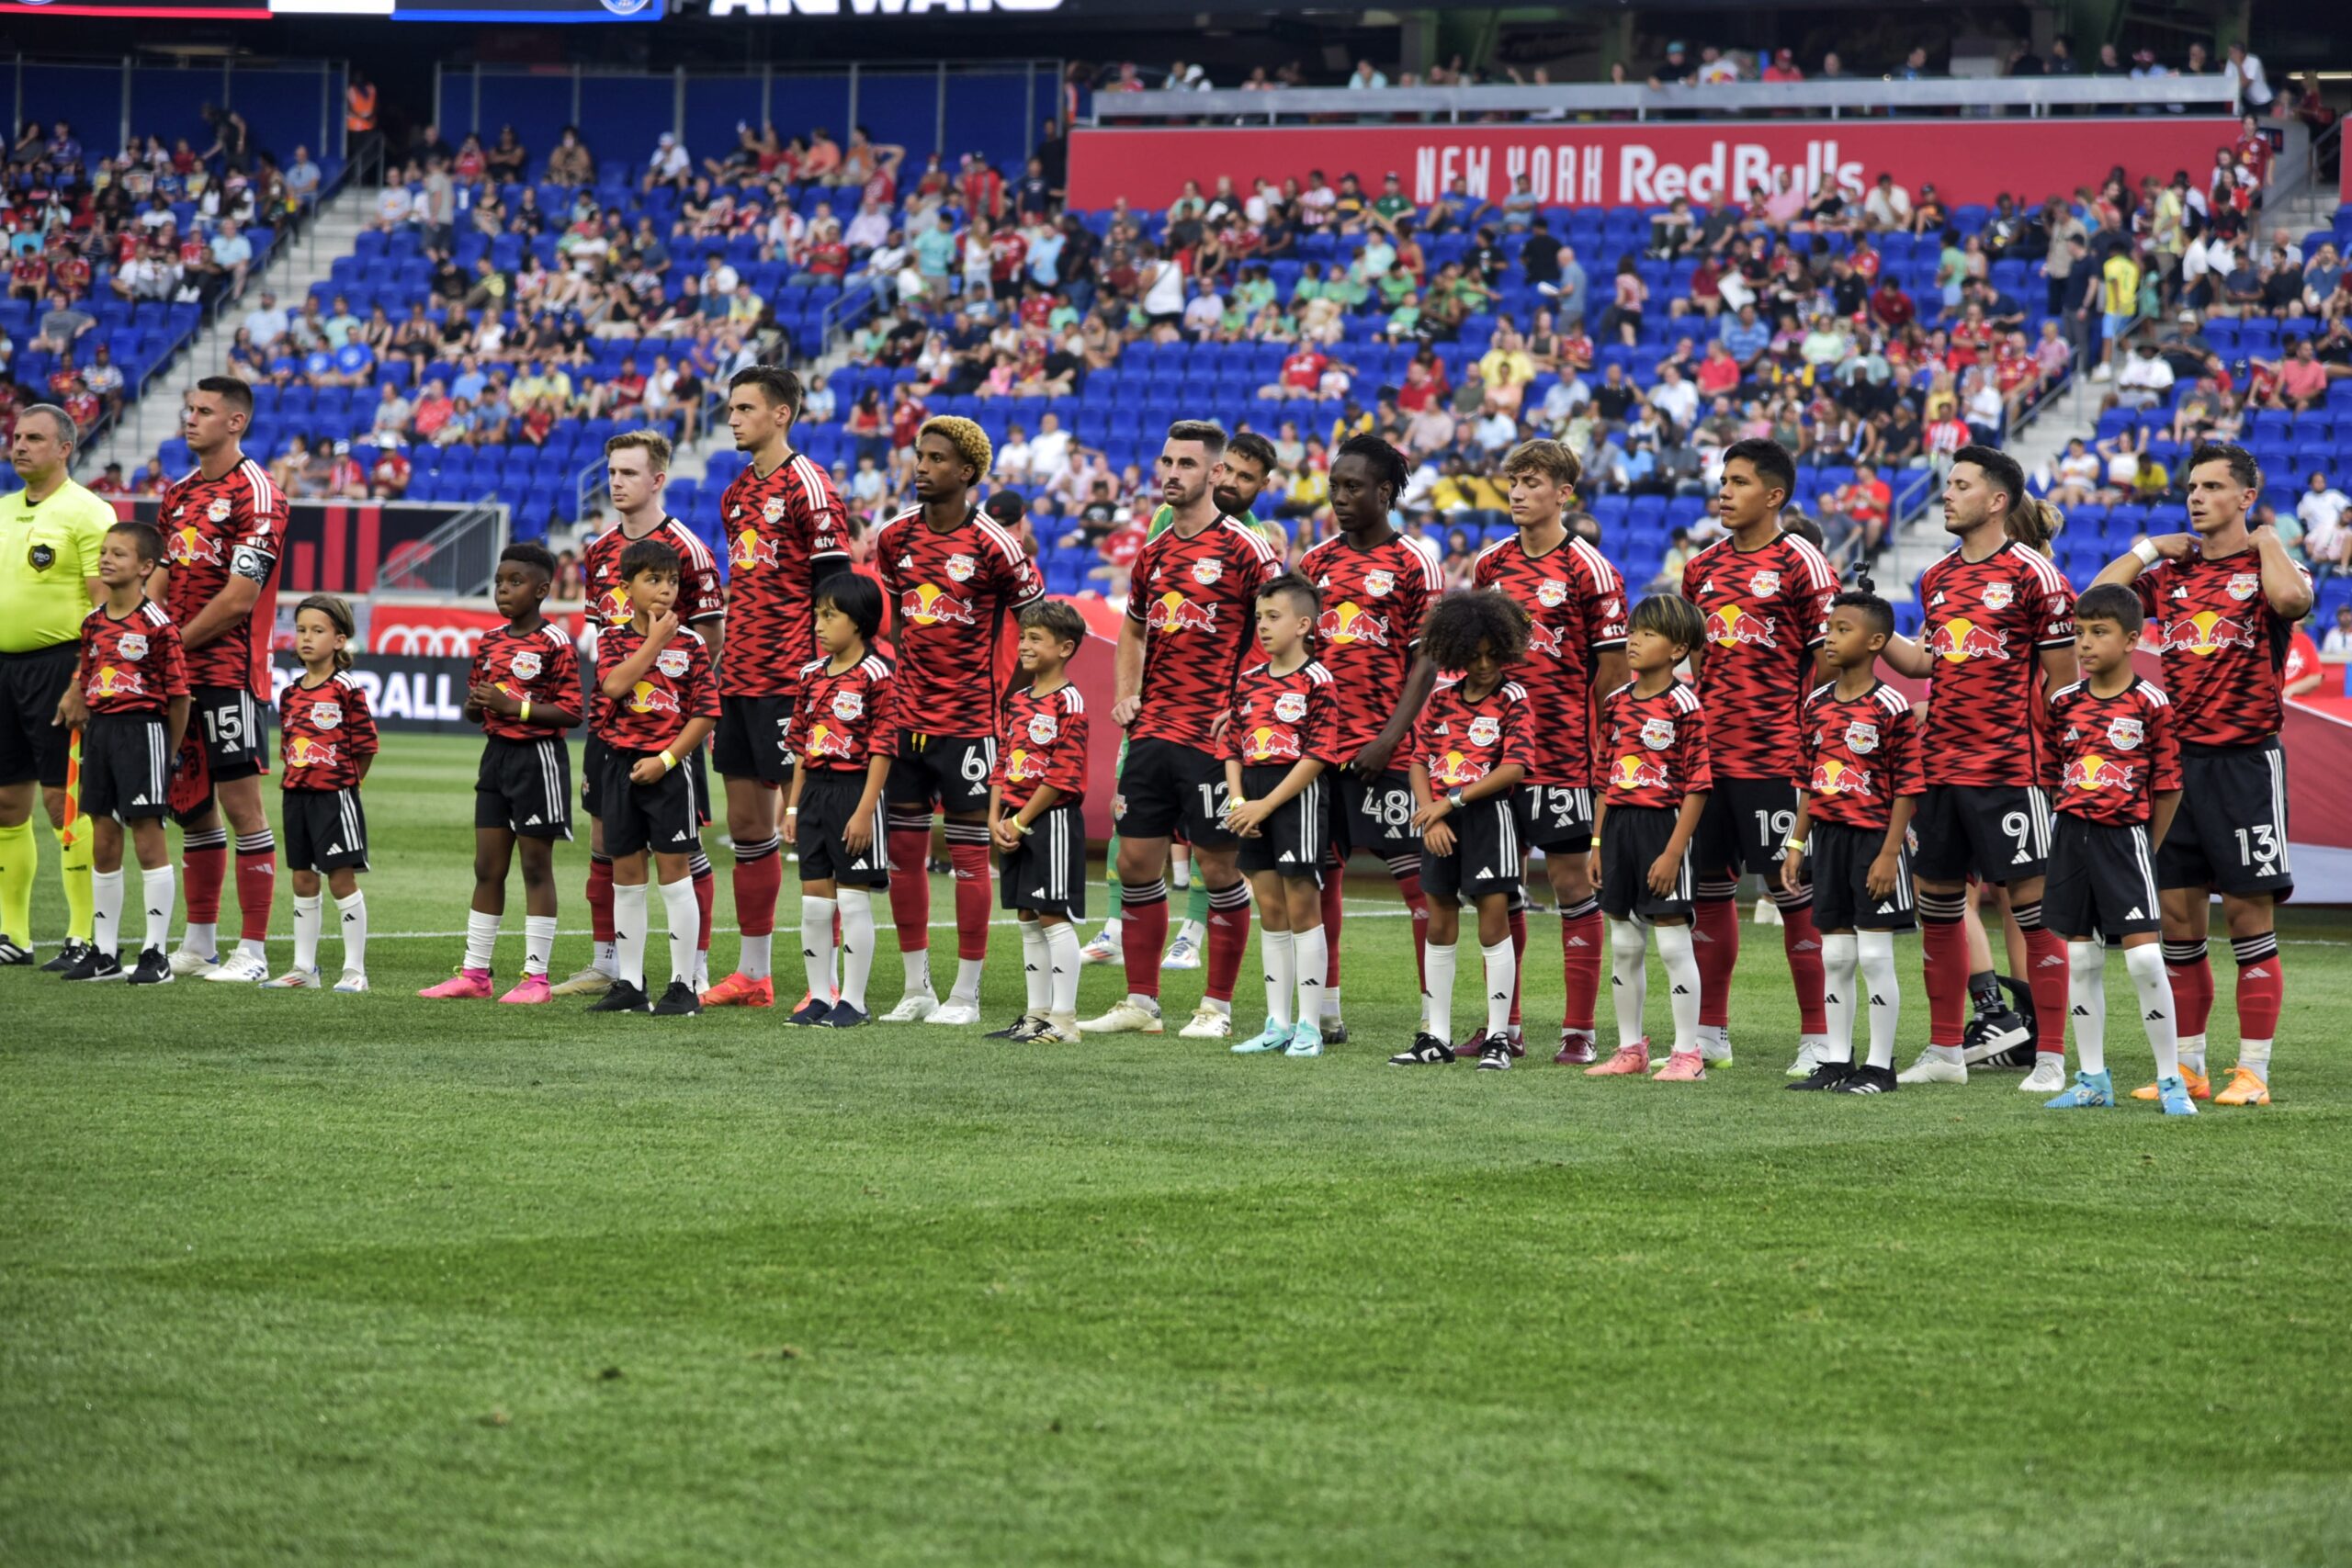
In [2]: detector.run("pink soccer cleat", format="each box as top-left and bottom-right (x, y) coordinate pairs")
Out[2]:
(1651, 1051), (1709, 1081)
(497, 974), (553, 1005)
(418, 967), (494, 999)
(1584, 1043), (1651, 1076)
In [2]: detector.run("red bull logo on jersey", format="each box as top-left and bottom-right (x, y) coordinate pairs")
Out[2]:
(1244, 725), (1301, 763)
(1536, 579), (1570, 608)
(655, 649), (692, 680)
(307, 702), (343, 729)
(87, 664), (143, 700)
(804, 723), (858, 761)
(1192, 557), (1225, 587)
(1705, 604), (1778, 650)
(1844, 720), (1880, 754)
(1980, 581), (2015, 611)
(944, 553), (978, 583)
(1432, 750), (1487, 787)
(1640, 716), (1678, 750)
(594, 585), (634, 625)
(511, 650), (544, 682)
(1467, 716), (1502, 747)
(627, 681), (682, 716)
(1925, 617), (2010, 663)
(2107, 716), (2144, 751)
(1810, 759), (1875, 797)
(1612, 754), (1672, 792)
(2227, 572), (2261, 602)
(118, 633), (148, 662)
(1363, 570), (1396, 598)
(1526, 622), (1566, 660)
(2157, 609), (2257, 658)
(901, 583), (978, 628)
(1026, 712), (1058, 745)
(1146, 592), (1218, 634)
(1007, 747), (1046, 783)
(285, 736), (339, 770)
(1317, 602), (1391, 648)
(2062, 752), (2137, 794)
(730, 529), (785, 571)
(167, 526), (225, 569)
(1751, 570), (1781, 597)
(1272, 692), (1308, 723)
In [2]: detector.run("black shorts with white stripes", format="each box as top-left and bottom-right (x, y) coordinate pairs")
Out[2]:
(2158, 740), (2293, 898)
(1517, 782), (1596, 855)
(80, 712), (174, 822)
(1599, 803), (1694, 921)
(887, 732), (997, 817)
(1000, 801), (1087, 919)
(1421, 792), (1521, 902)
(1909, 783), (2051, 886)
(282, 786), (370, 873)
(475, 735), (574, 840)
(795, 768), (888, 888)
(191, 683), (269, 784)
(1809, 818), (1915, 932)
(1236, 763), (1330, 880)
(2044, 814), (2162, 941)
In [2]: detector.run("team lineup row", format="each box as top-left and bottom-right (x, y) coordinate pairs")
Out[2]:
(28, 368), (2307, 1110)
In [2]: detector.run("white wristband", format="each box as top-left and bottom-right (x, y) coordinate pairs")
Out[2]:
(2132, 539), (2162, 568)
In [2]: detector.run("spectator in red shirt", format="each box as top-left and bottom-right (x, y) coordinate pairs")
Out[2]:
(1869, 276), (1915, 333)
(8, 253), (45, 301)
(1695, 339), (1742, 398)
(369, 446), (412, 500)
(1266, 345), (1330, 401)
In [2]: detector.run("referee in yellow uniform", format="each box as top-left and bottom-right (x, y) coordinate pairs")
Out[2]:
(0, 405), (113, 966)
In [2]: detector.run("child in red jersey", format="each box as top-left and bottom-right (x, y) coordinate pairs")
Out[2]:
(989, 599), (1091, 1043)
(2038, 583), (2188, 1113)
(265, 594), (378, 993)
(1388, 590), (1532, 1071)
(1586, 595), (1713, 1080)
(60, 523), (188, 986)
(782, 574), (896, 1027)
(592, 539), (719, 1018)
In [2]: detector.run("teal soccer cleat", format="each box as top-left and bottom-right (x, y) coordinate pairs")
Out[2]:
(2044, 1069), (2117, 1109)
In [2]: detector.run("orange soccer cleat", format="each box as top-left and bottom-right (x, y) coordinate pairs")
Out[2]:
(2132, 1066), (2211, 1102)
(1584, 1043), (1651, 1076)
(2212, 1066), (2271, 1106)
(699, 972), (775, 1009)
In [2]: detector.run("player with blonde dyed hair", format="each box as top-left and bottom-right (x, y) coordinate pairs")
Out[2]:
(917, 415), (993, 486)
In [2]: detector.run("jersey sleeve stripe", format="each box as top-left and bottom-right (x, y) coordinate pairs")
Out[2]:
(1502, 681), (1527, 701)
(1222, 517), (1279, 561)
(1571, 536), (1623, 590)
(976, 517), (1028, 565)
(1471, 537), (1510, 570)
(1784, 535), (1838, 588)
(1407, 535), (1445, 589)
(1060, 687), (1083, 713)
(1670, 684), (1702, 712)
(237, 458), (285, 519)
(662, 521), (718, 571)
(1872, 686), (1911, 715)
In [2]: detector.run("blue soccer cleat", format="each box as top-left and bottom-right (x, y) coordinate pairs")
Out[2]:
(1231, 1016), (1289, 1055)
(1283, 1021), (1324, 1057)
(788, 996), (834, 1026)
(2154, 1074), (2199, 1116)
(2044, 1069), (2117, 1109)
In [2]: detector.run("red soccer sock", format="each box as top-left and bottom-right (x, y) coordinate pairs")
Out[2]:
(2022, 923), (2069, 1059)
(1920, 902), (1969, 1047)
(730, 843), (780, 939)
(1506, 904), (1527, 1028)
(1120, 881), (1169, 999)
(885, 824), (933, 959)
(693, 865), (714, 954)
(1204, 880), (1252, 1003)
(2165, 941), (2215, 1036)
(1692, 894), (1741, 1031)
(2233, 933), (2283, 1041)
(234, 839), (276, 944)
(949, 839), (992, 963)
(183, 838), (226, 926)
(1394, 865), (1430, 993)
(1779, 897), (1828, 1034)
(1320, 865), (1345, 987)
(1560, 897), (1602, 1034)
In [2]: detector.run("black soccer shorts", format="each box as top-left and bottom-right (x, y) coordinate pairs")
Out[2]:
(1235, 763), (1330, 880)
(1599, 803), (1696, 921)
(1000, 801), (1087, 918)
(1114, 736), (1236, 849)
(711, 693), (795, 784)
(1690, 774), (1796, 878)
(2044, 814), (2163, 941)
(79, 712), (172, 823)
(1808, 818), (1916, 932)
(2158, 740), (2293, 899)
(282, 786), (369, 873)
(794, 768), (888, 888)
(1909, 783), (2052, 885)
(1420, 793), (1522, 902)
(475, 735), (573, 840)
(887, 731), (997, 817)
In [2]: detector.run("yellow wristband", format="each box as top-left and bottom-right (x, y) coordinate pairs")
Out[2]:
(520, 699), (532, 723)
(659, 750), (677, 772)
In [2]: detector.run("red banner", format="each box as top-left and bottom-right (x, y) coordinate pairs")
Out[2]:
(1069, 118), (2239, 213)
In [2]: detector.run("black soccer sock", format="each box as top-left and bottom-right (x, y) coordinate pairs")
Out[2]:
(1968, 968), (2006, 1015)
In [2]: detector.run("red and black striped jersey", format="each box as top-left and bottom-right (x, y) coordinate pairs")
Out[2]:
(2131, 546), (2308, 747)
(2043, 677), (2182, 827)
(718, 451), (847, 696)
(785, 652), (897, 773)
(277, 671), (378, 792)
(1680, 531), (1838, 784)
(1412, 675), (1533, 790)
(995, 680), (1089, 803)
(159, 456), (284, 695)
(1915, 541), (2075, 787)
(1473, 531), (1627, 787)
(78, 598), (187, 716)
(876, 505), (1044, 737)
(1599, 679), (1713, 811)
(1797, 679), (1924, 830)
(468, 620), (583, 741)
(1125, 513), (1279, 751)
(583, 516), (726, 628)
(1228, 658), (1340, 769)
(594, 624), (718, 752)
(1295, 530), (1442, 757)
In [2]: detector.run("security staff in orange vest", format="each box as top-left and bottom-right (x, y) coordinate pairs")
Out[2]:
(345, 74), (379, 170)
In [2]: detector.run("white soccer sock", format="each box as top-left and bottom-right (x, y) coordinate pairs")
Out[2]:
(140, 866), (175, 959)
(292, 895), (323, 974)
(92, 868), (124, 961)
(1820, 932), (1859, 1065)
(900, 946), (931, 996)
(1656, 922), (1702, 1056)
(614, 882), (650, 992)
(2124, 943), (2178, 1078)
(839, 888), (876, 1010)
(1610, 918), (1648, 1051)
(1481, 936), (1515, 1037)
(738, 932), (772, 982)
(1020, 919), (1051, 1016)
(2238, 1038), (2271, 1081)
(2069, 940), (2107, 1076)
(801, 895), (837, 1001)
(464, 910), (500, 973)
(1857, 930), (1902, 1070)
(1177, 918), (1205, 949)
(1293, 925), (1328, 1032)
(1261, 928), (1295, 1029)
(951, 955), (986, 1006)
(659, 877), (697, 987)
(239, 936), (266, 964)
(524, 915), (557, 977)
(594, 939), (616, 976)
(1424, 941), (1457, 1043)
(2177, 1032), (2208, 1076)
(1170, 856), (1191, 891)
(1101, 914), (1123, 937)
(184, 920), (217, 960)
(335, 892), (368, 974)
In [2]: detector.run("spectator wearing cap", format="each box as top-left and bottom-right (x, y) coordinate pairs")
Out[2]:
(1369, 173), (1416, 234)
(642, 132), (690, 195)
(1761, 49), (1804, 84)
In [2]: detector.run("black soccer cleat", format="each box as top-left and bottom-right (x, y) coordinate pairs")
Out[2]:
(985, 1014), (1041, 1039)
(588, 980), (653, 1013)
(1476, 1032), (1514, 1071)
(651, 979), (703, 1016)
(0, 934), (33, 965)
(787, 996), (834, 1026)
(1387, 1032), (1457, 1066)
(125, 948), (174, 986)
(1832, 1064), (1900, 1095)
(63, 948), (125, 982)
(819, 1001), (870, 1028)
(1787, 1058), (1856, 1090)
(1962, 1006), (2034, 1067)
(41, 939), (93, 974)
(1321, 1019), (1349, 1044)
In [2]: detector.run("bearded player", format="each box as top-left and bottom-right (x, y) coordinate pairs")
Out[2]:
(875, 416), (1044, 1026)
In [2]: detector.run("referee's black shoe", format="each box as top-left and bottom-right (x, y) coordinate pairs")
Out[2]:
(0, 934), (33, 965)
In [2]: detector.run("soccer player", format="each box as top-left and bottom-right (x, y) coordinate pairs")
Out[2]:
(56, 521), (185, 985)
(876, 416), (1044, 1025)
(263, 595), (377, 993)
(1781, 588), (1922, 1094)
(988, 599), (1091, 1043)
(157, 378), (286, 982)
(2090, 441), (2312, 1105)
(424, 543), (583, 1003)
(1295, 434), (1441, 1043)
(1679, 437), (1840, 1071)
(1474, 437), (1629, 1062)
(558, 431), (725, 1000)
(1586, 595), (1714, 1080)
(781, 575), (896, 1028)
(2038, 584), (2189, 1112)
(706, 367), (849, 1008)
(1388, 590), (1532, 1070)
(1878, 446), (2077, 1090)
(590, 540), (719, 1017)
(1081, 421), (1279, 1038)
(1225, 572), (1340, 1057)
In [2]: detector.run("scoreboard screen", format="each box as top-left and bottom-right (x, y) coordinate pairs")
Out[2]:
(0, 0), (271, 15)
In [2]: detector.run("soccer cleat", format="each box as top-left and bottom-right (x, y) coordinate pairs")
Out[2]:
(418, 966), (494, 1000)
(203, 951), (270, 984)
(260, 966), (323, 990)
(1283, 1021), (1324, 1058)
(125, 948), (173, 987)
(1585, 1043), (1650, 1076)
(2044, 1068), (2117, 1109)
(1386, 1032), (1456, 1066)
(1787, 1058), (1855, 1091)
(1652, 1051), (1708, 1081)
(1700, 1029), (1734, 1065)
(1456, 1024), (1524, 1058)
(986, 1013), (1045, 1040)
(700, 972), (776, 1009)
(1321, 1018), (1348, 1044)
(881, 991), (939, 1023)
(927, 998), (984, 1026)
(1554, 1029), (1598, 1066)
(819, 1001), (870, 1027)
(1896, 1052), (1968, 1085)
(497, 975), (555, 1005)
(1785, 1041), (1826, 1078)
(1039, 1015), (1084, 1043)
(1962, 1007), (2034, 1066)
(2018, 1056), (2068, 1095)
(2132, 1066), (2211, 1102)
(166, 945), (220, 977)
(1476, 1033), (1514, 1071)
(651, 980), (703, 1016)
(40, 939), (93, 974)
(63, 950), (125, 982)
(1231, 1016), (1290, 1055)
(1159, 931), (1202, 970)
(587, 980), (653, 1014)
(548, 966), (615, 998)
(1079, 1000), (1164, 1035)
(2153, 1075), (2199, 1116)
(1078, 926), (1124, 965)
(333, 972), (369, 995)
(1833, 1064), (1899, 1095)
(786, 995), (834, 1026)
(0, 934), (33, 965)
(1177, 1004), (1233, 1040)
(2213, 1066), (2271, 1106)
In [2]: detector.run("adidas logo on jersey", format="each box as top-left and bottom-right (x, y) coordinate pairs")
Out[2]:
(526, 814), (543, 826)
(2127, 906), (2144, 919)
(131, 794), (149, 805)
(1929, 592), (1947, 606)
(325, 842), (345, 855)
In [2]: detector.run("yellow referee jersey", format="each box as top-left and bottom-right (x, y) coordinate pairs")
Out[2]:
(0, 477), (114, 653)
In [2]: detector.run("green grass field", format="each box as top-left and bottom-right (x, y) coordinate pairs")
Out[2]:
(5, 733), (2349, 1565)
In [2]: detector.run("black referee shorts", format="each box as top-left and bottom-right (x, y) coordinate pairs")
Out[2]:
(0, 642), (79, 789)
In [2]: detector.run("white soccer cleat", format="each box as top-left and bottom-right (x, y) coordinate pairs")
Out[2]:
(1701, 1029), (1735, 1065)
(1160, 931), (1203, 970)
(2018, 1056), (2068, 1094)
(1895, 1051), (1969, 1084)
(1078, 1000), (1164, 1035)
(1177, 1004), (1233, 1040)
(202, 951), (271, 984)
(1786, 1041), (1825, 1078)
(548, 966), (615, 998)
(926, 998), (984, 1026)
(1078, 927), (1124, 966)
(881, 992), (940, 1023)
(259, 966), (322, 990)
(167, 945), (220, 977)
(334, 972), (370, 994)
